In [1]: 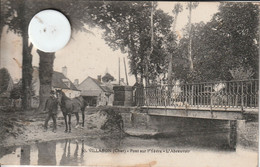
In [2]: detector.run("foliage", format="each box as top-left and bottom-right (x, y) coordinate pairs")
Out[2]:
(172, 2), (259, 83)
(2, 0), (100, 36)
(10, 80), (22, 99)
(1, 0), (104, 109)
(229, 66), (254, 80)
(102, 73), (115, 82)
(92, 2), (173, 84)
(0, 68), (11, 94)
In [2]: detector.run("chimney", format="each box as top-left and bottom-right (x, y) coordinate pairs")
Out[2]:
(74, 79), (79, 87)
(97, 75), (102, 82)
(62, 66), (67, 77)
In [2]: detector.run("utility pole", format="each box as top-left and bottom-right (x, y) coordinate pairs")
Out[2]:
(118, 57), (120, 85)
(123, 57), (129, 85)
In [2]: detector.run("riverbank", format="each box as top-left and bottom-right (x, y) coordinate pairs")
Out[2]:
(0, 106), (126, 148)
(0, 106), (258, 151)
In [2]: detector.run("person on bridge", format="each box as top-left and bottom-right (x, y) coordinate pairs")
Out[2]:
(43, 90), (59, 133)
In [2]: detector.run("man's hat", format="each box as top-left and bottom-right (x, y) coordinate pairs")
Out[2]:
(50, 90), (55, 95)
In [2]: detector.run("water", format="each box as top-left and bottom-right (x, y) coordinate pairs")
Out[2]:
(0, 126), (258, 167)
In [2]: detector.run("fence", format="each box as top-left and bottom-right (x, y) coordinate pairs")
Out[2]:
(135, 80), (259, 109)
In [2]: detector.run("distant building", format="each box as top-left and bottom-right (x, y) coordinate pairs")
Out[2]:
(77, 76), (114, 106)
(32, 66), (80, 107)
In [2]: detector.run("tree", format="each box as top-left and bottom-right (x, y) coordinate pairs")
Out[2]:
(2, 0), (34, 109)
(167, 3), (183, 85)
(36, 50), (55, 111)
(174, 2), (259, 82)
(215, 2), (259, 79)
(10, 81), (22, 100)
(0, 0), (8, 39)
(2, 0), (103, 110)
(102, 73), (115, 83)
(95, 2), (173, 85)
(0, 68), (12, 94)
(187, 2), (199, 72)
(198, 2), (259, 81)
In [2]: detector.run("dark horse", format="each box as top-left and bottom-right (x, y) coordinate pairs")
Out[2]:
(56, 89), (88, 133)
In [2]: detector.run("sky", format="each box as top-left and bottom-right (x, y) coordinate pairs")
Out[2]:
(0, 2), (219, 85)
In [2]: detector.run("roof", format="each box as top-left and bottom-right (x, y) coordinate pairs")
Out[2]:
(90, 77), (114, 93)
(79, 76), (114, 94)
(91, 77), (113, 93)
(52, 71), (79, 91)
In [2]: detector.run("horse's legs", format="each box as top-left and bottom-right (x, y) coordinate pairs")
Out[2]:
(82, 110), (85, 127)
(75, 113), (79, 128)
(68, 114), (72, 133)
(63, 112), (68, 133)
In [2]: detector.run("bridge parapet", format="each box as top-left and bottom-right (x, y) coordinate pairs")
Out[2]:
(135, 79), (259, 113)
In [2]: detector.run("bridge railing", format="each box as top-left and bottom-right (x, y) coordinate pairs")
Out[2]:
(135, 79), (259, 110)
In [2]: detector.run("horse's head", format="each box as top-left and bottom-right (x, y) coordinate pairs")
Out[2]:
(55, 89), (63, 104)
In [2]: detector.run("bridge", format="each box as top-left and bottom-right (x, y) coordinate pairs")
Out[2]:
(135, 79), (259, 120)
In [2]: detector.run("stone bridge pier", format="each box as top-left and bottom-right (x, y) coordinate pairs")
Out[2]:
(120, 107), (253, 151)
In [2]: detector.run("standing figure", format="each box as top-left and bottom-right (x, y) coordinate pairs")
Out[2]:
(56, 89), (87, 133)
(43, 90), (59, 133)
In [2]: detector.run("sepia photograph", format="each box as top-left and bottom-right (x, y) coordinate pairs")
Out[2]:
(0, 1), (259, 166)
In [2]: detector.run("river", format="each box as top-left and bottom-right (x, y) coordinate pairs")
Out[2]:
(0, 119), (258, 167)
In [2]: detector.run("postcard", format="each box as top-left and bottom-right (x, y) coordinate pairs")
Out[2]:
(0, 1), (258, 166)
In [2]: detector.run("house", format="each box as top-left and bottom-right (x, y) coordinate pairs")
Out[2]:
(32, 66), (80, 107)
(77, 76), (114, 106)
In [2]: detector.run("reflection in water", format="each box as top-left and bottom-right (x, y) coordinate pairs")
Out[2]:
(0, 121), (257, 166)
(60, 139), (85, 166)
(20, 145), (30, 165)
(0, 147), (15, 159)
(99, 131), (236, 151)
(37, 141), (56, 165)
(100, 136), (123, 149)
(229, 120), (237, 150)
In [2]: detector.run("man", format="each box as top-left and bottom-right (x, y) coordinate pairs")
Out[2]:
(132, 78), (144, 106)
(43, 90), (59, 133)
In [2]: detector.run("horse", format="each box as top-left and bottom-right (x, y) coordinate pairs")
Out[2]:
(56, 89), (88, 133)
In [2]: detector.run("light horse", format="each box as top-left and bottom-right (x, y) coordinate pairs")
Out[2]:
(56, 89), (88, 133)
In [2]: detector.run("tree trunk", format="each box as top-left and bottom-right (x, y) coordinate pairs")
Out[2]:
(134, 73), (138, 83)
(37, 142), (57, 165)
(167, 9), (180, 86)
(141, 73), (144, 85)
(21, 31), (33, 110)
(37, 50), (55, 112)
(144, 2), (154, 87)
(0, 25), (3, 44)
(167, 54), (173, 98)
(167, 54), (173, 85)
(188, 2), (194, 71)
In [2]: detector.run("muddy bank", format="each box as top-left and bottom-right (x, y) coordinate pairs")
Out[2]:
(0, 106), (125, 148)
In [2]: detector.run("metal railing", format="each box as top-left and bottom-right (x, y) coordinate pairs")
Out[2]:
(134, 80), (259, 110)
